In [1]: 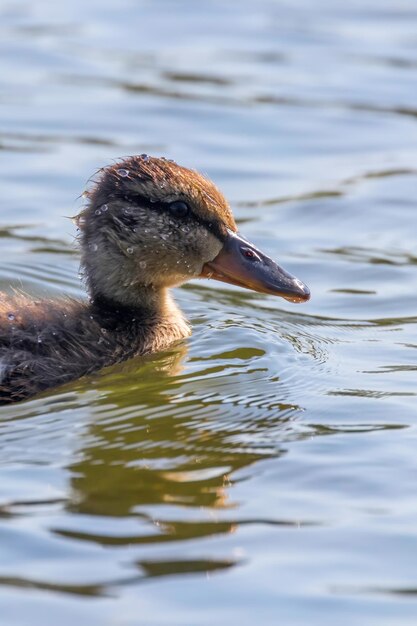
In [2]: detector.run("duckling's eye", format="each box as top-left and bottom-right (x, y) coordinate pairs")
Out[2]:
(169, 201), (189, 218)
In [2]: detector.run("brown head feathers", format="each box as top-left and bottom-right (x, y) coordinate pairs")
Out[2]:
(81, 155), (237, 234)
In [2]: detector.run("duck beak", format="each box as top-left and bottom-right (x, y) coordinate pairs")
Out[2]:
(200, 229), (310, 303)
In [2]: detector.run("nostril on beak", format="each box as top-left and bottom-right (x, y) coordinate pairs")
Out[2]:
(240, 247), (260, 261)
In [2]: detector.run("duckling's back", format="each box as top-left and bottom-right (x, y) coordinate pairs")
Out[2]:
(0, 294), (136, 403)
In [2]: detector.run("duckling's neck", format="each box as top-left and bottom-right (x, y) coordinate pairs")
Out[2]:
(91, 285), (175, 319)
(90, 286), (191, 350)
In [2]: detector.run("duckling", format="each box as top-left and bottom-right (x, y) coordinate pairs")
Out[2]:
(0, 156), (310, 404)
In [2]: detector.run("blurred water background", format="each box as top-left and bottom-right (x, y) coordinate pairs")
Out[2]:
(1, 1), (417, 624)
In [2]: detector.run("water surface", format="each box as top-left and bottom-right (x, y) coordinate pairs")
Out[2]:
(1, 1), (417, 624)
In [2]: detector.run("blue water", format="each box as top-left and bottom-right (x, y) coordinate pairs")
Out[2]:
(1, 1), (417, 624)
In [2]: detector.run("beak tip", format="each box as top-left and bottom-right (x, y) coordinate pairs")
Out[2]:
(281, 278), (310, 303)
(299, 284), (311, 302)
(285, 290), (310, 303)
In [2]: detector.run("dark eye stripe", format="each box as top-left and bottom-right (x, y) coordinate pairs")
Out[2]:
(113, 192), (226, 240)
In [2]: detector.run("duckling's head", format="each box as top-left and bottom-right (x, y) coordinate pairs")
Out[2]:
(76, 155), (310, 310)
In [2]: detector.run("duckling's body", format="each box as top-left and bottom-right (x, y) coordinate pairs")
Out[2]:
(0, 292), (189, 403)
(0, 155), (309, 404)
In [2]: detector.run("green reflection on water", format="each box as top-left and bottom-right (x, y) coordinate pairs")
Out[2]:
(63, 346), (291, 528)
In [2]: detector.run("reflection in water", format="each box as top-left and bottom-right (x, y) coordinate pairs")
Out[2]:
(62, 344), (293, 553)
(0, 557), (238, 597)
(0, 341), (298, 586)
